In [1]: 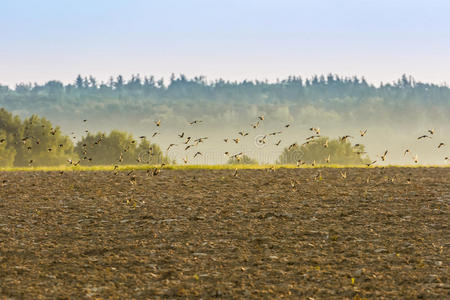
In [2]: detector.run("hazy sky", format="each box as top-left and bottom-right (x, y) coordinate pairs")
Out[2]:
(1, 0), (449, 87)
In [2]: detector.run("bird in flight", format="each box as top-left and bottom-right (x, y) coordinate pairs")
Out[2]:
(167, 144), (176, 151)
(417, 135), (431, 140)
(413, 154), (419, 163)
(438, 142), (445, 148)
(404, 149), (410, 156)
(360, 129), (367, 137)
(154, 120), (161, 126)
(194, 151), (202, 158)
(366, 160), (377, 167)
(340, 135), (353, 142)
(380, 150), (388, 161)
(428, 129), (434, 135)
(189, 120), (202, 125)
(275, 140), (281, 146)
(178, 132), (184, 138)
(258, 115), (264, 121)
(309, 127), (320, 135)
(288, 143), (298, 151)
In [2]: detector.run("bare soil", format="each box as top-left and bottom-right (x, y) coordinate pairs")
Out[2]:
(0, 168), (449, 299)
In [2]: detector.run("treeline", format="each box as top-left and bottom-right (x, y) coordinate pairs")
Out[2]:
(2, 74), (448, 137)
(1, 74), (448, 105)
(0, 108), (170, 167)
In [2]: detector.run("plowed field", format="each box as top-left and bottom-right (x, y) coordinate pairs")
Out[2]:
(0, 168), (449, 299)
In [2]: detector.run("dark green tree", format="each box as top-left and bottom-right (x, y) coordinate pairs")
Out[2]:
(277, 137), (370, 165)
(75, 130), (170, 165)
(14, 115), (74, 166)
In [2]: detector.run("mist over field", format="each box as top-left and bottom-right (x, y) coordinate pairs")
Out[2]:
(1, 74), (448, 165)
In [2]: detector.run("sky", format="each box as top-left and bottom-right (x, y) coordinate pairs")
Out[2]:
(1, 0), (449, 87)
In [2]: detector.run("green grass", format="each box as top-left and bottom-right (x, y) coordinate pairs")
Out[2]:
(0, 163), (448, 172)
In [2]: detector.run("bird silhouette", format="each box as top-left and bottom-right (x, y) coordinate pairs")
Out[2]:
(360, 129), (367, 137)
(288, 143), (298, 151)
(366, 160), (377, 167)
(438, 142), (445, 148)
(380, 150), (388, 161)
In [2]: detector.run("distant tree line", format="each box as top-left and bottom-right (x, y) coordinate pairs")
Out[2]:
(1, 74), (448, 106)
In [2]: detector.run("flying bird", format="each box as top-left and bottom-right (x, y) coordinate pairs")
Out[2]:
(189, 120), (202, 125)
(288, 143), (298, 151)
(417, 135), (431, 140)
(366, 160), (377, 167)
(258, 115), (264, 121)
(438, 142), (445, 148)
(380, 150), (388, 161)
(360, 129), (367, 137)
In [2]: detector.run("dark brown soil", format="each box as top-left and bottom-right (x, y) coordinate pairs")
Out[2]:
(0, 168), (449, 299)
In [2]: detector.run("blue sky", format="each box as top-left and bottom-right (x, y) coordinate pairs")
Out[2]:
(1, 0), (449, 86)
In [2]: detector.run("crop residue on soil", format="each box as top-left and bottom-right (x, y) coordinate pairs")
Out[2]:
(0, 168), (449, 298)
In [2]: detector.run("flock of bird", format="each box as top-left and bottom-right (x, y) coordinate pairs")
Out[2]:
(1, 115), (448, 180)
